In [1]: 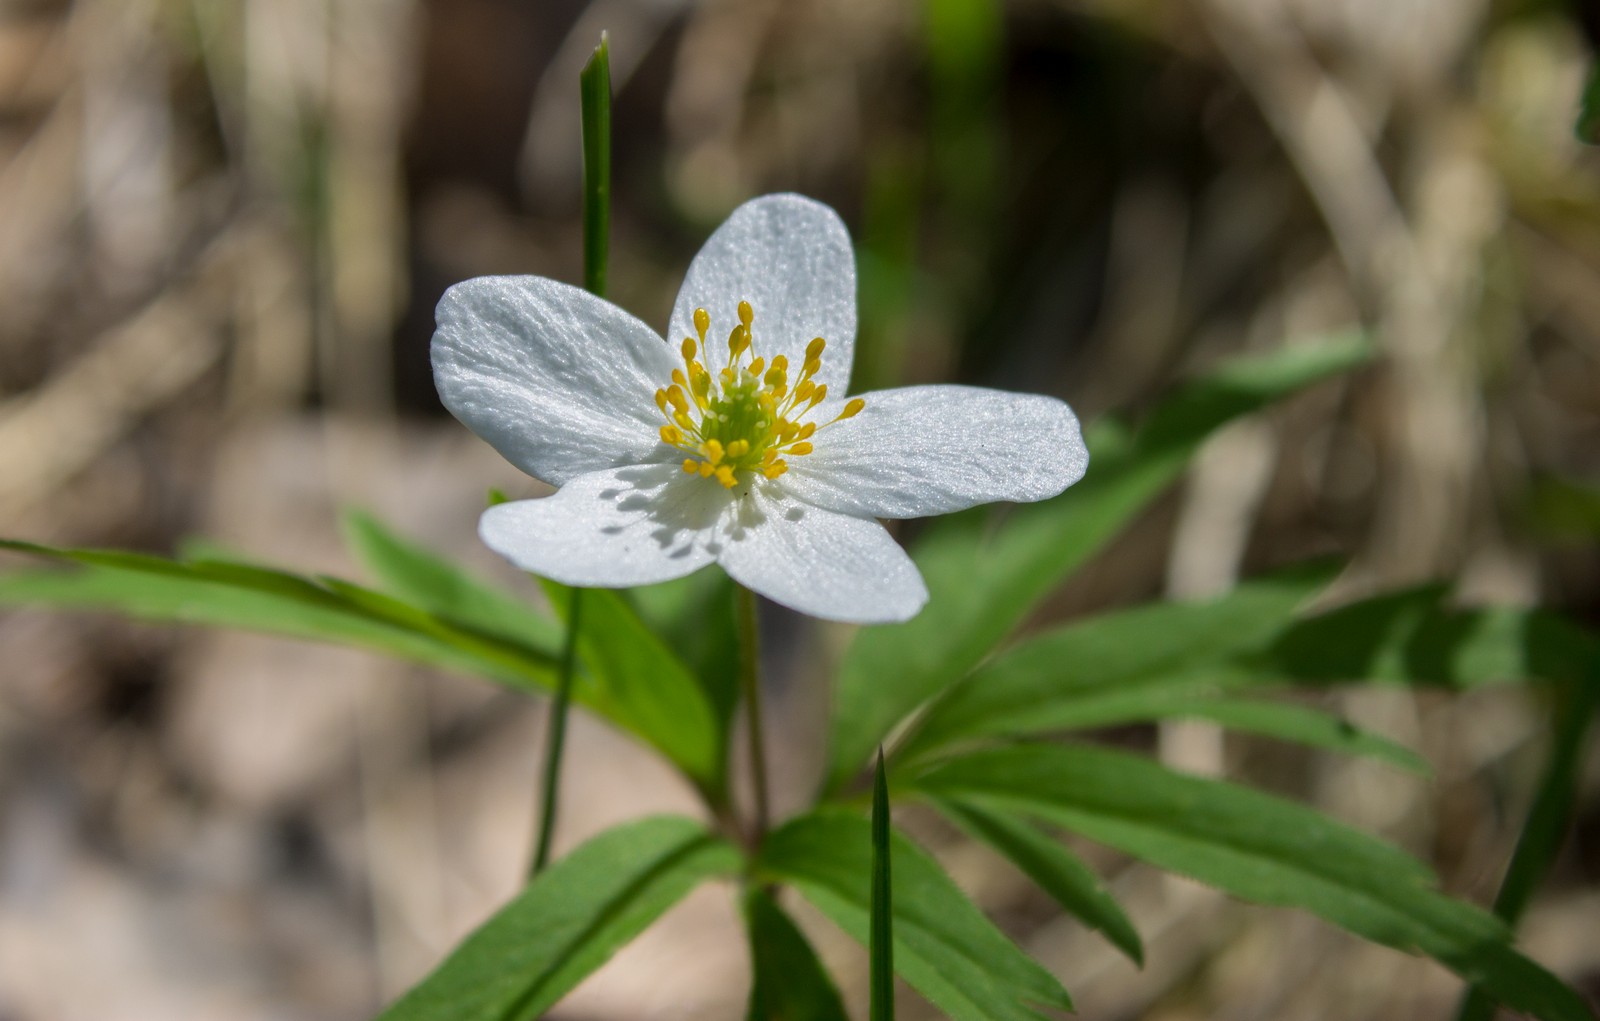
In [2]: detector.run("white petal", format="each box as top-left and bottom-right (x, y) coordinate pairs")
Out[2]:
(781, 385), (1089, 519)
(434, 276), (679, 486)
(478, 464), (730, 587)
(668, 194), (857, 390)
(716, 488), (928, 624)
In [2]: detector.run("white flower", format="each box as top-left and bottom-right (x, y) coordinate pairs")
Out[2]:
(432, 194), (1088, 624)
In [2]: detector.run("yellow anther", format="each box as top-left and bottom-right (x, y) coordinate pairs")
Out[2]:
(672, 368), (688, 389)
(748, 357), (765, 377)
(655, 389), (669, 414)
(794, 380), (815, 402)
(806, 337), (826, 361)
(738, 300), (754, 327)
(779, 422), (799, 442)
(714, 465), (738, 488)
(763, 461), (788, 479)
(727, 439), (750, 457)
(681, 337), (697, 361)
(771, 355), (788, 371)
(789, 441), (814, 456)
(674, 411), (694, 430)
(838, 398), (865, 420)
(683, 459), (699, 474)
(762, 447), (778, 464)
(729, 324), (751, 358)
(660, 425), (682, 445)
(810, 384), (827, 405)
(693, 308), (710, 338)
(667, 386), (689, 413)
(764, 365), (786, 388)
(796, 422), (816, 440)
(720, 367), (736, 386)
(802, 358), (822, 379)
(771, 384), (788, 400)
(705, 439), (725, 465)
(699, 461), (715, 478)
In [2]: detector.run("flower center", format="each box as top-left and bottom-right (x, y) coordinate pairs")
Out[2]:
(654, 300), (864, 489)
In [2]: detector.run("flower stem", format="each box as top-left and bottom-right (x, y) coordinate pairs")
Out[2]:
(736, 584), (771, 844)
(530, 589), (582, 877)
(529, 35), (610, 879)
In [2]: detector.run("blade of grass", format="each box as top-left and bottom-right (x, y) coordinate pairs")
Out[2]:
(1454, 675), (1600, 1021)
(532, 33), (610, 876)
(871, 749), (894, 1021)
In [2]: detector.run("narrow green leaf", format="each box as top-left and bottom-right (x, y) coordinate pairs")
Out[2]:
(1456, 676), (1600, 1021)
(743, 889), (850, 1021)
(579, 35), (611, 296)
(911, 745), (1593, 1021)
(0, 541), (556, 691)
(1156, 699), (1429, 774)
(341, 510), (560, 653)
(826, 333), (1374, 792)
(378, 816), (739, 1021)
(870, 751), (895, 1021)
(757, 809), (1073, 1021)
(934, 798), (1143, 966)
(1577, 60), (1600, 145)
(542, 581), (725, 791)
(628, 569), (741, 728)
(1261, 589), (1598, 689)
(898, 562), (1338, 764)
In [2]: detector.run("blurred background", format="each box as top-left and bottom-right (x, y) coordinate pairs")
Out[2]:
(1, 0), (1598, 1017)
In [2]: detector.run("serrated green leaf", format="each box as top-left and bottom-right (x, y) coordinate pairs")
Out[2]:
(743, 890), (850, 1021)
(378, 816), (739, 1021)
(911, 745), (1593, 1021)
(341, 510), (561, 653)
(757, 809), (1073, 1021)
(542, 581), (725, 791)
(934, 798), (1143, 966)
(898, 562), (1338, 763)
(826, 333), (1374, 792)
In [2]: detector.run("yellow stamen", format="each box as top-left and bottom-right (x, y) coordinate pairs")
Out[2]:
(714, 465), (738, 488)
(705, 439), (725, 465)
(682, 459), (699, 474)
(738, 300), (754, 327)
(806, 337), (826, 362)
(681, 337), (697, 361)
(763, 461), (788, 479)
(789, 441), (813, 456)
(837, 398), (865, 420)
(660, 425), (682, 445)
(694, 307), (710, 338)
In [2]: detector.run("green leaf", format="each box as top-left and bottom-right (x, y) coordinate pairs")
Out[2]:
(579, 34), (611, 296)
(0, 540), (556, 691)
(898, 561), (1338, 763)
(757, 809), (1073, 1021)
(933, 798), (1143, 966)
(826, 333), (1374, 792)
(378, 816), (739, 1021)
(911, 745), (1594, 1021)
(628, 569), (741, 729)
(743, 890), (850, 1021)
(1153, 698), (1429, 774)
(1577, 60), (1600, 146)
(1260, 589), (1599, 689)
(542, 581), (725, 791)
(341, 510), (561, 653)
(870, 751), (894, 1021)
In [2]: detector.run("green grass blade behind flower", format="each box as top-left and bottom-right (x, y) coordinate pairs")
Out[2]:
(870, 750), (895, 1021)
(341, 509), (562, 652)
(377, 815), (740, 1021)
(0, 540), (558, 688)
(743, 889), (850, 1021)
(579, 33), (610, 297)
(896, 561), (1338, 764)
(1119, 698), (1429, 774)
(933, 797), (1143, 966)
(1455, 676), (1600, 1021)
(910, 745), (1594, 1021)
(826, 331), (1375, 793)
(541, 581), (725, 794)
(757, 809), (1074, 1021)
(1577, 59), (1600, 145)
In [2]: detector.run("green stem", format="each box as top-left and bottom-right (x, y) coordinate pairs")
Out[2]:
(737, 584), (771, 844)
(1453, 676), (1599, 1021)
(870, 748), (895, 1021)
(531, 590), (583, 876)
(529, 35), (610, 879)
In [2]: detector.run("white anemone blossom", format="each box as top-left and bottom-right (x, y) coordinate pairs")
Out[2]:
(433, 194), (1089, 624)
